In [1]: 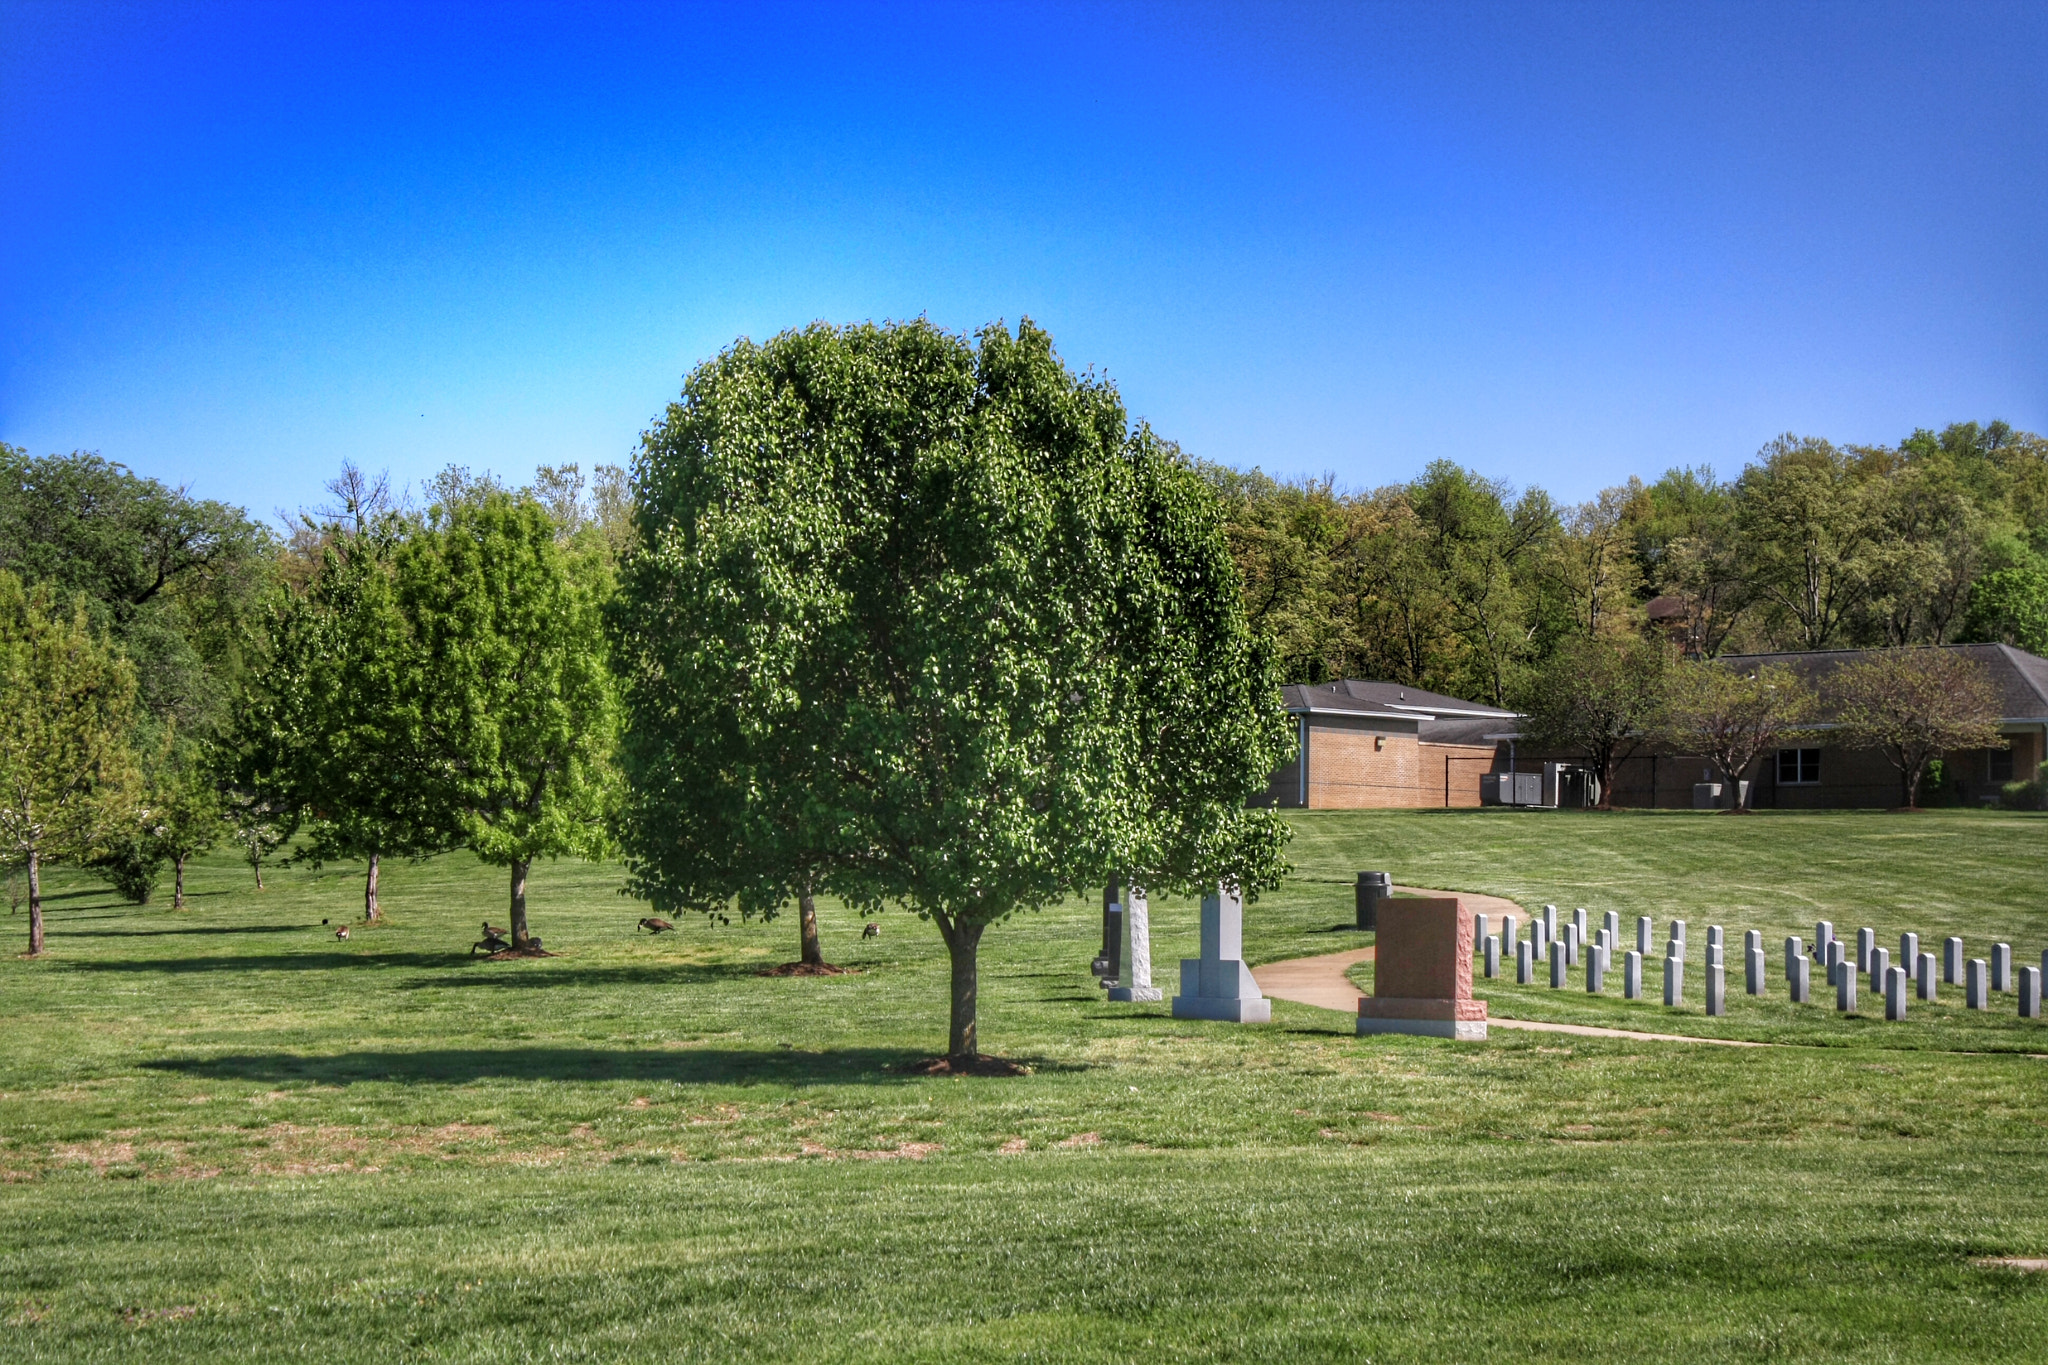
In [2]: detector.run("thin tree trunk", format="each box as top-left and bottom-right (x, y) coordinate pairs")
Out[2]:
(940, 916), (987, 1065)
(252, 849), (264, 891)
(27, 849), (43, 957)
(509, 858), (531, 950)
(364, 853), (381, 921)
(798, 887), (824, 967)
(174, 855), (187, 910)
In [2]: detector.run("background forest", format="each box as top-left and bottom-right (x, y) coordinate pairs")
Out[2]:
(1209, 420), (2048, 703)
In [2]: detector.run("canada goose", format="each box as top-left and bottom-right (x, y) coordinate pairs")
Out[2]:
(862, 922), (880, 939)
(334, 926), (350, 940)
(638, 917), (674, 934)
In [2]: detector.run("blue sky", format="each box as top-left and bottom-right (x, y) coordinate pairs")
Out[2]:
(3, 1), (2044, 519)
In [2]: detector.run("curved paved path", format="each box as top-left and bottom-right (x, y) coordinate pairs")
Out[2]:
(1251, 886), (1765, 1047)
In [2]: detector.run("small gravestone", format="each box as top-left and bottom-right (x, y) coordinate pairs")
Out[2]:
(1357, 896), (1488, 1040)
(1705, 962), (1726, 1016)
(1171, 884), (1270, 1022)
(2041, 948), (2048, 987)
(1603, 910), (1619, 945)
(1500, 913), (1518, 953)
(1706, 937), (1724, 970)
(1790, 953), (1810, 1004)
(1636, 916), (1653, 956)
(1543, 905), (1558, 942)
(1707, 924), (1724, 957)
(1564, 922), (1579, 966)
(1473, 913), (1490, 954)
(1549, 940), (1566, 988)
(1900, 932), (1918, 971)
(1670, 919), (1688, 951)
(1663, 955), (1684, 1006)
(1624, 950), (1643, 1000)
(1868, 946), (1889, 995)
(1484, 933), (1501, 979)
(1108, 883), (1163, 1002)
(1587, 945), (1606, 993)
(1532, 918), (1549, 962)
(1856, 926), (1875, 973)
(1573, 908), (1588, 947)
(1784, 936), (1803, 983)
(1825, 938), (1845, 987)
(1917, 951), (1937, 1002)
(1992, 942), (2012, 992)
(1746, 944), (1766, 995)
(1517, 939), (1534, 984)
(1886, 965), (1908, 1021)
(1945, 936), (1964, 985)
(1836, 959), (1856, 1013)
(1967, 958), (1989, 1011)
(2020, 966), (2043, 1020)
(1815, 921), (1835, 963)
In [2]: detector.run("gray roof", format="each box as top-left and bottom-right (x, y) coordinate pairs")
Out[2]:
(1716, 644), (2048, 724)
(1416, 715), (1516, 747)
(1281, 679), (1518, 725)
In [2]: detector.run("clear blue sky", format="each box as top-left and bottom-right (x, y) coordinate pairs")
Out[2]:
(3, 1), (2044, 519)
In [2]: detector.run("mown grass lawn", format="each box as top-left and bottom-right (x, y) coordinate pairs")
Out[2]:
(1, 808), (2044, 1362)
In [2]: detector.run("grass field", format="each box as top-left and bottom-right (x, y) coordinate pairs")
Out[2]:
(1, 807), (2045, 1361)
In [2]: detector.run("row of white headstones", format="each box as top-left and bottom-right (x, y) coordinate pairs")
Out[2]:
(1476, 905), (2047, 1021)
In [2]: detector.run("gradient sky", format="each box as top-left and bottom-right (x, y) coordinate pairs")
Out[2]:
(3, 1), (2045, 520)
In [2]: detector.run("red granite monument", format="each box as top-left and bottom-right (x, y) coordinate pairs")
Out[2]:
(1357, 896), (1489, 1040)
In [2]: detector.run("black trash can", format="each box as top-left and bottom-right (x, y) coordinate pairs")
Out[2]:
(1356, 871), (1392, 930)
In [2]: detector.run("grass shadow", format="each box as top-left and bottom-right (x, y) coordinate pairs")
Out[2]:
(61, 924), (316, 939)
(62, 951), (474, 973)
(144, 1046), (949, 1087)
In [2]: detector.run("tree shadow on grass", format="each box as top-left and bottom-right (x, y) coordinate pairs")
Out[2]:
(143, 1046), (1004, 1087)
(61, 951), (477, 973)
(397, 962), (805, 990)
(60, 924), (316, 939)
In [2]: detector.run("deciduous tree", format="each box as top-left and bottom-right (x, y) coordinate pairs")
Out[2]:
(1658, 660), (1813, 812)
(617, 319), (1290, 1065)
(1828, 649), (2004, 808)
(1516, 635), (1668, 809)
(0, 572), (142, 953)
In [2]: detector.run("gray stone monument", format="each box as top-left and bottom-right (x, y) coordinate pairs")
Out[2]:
(1517, 939), (1534, 984)
(1532, 918), (1549, 962)
(1706, 962), (1726, 1016)
(1670, 919), (1688, 951)
(2020, 965), (2042, 1020)
(1636, 915), (1653, 956)
(1543, 905), (1558, 941)
(1900, 932), (1918, 971)
(1886, 965), (1908, 1021)
(1550, 940), (1566, 988)
(1707, 924), (1724, 957)
(1836, 958), (1856, 1013)
(1992, 942), (2012, 992)
(1603, 910), (1619, 945)
(1856, 926), (1875, 973)
(1663, 954), (1684, 1006)
(1587, 945), (1606, 993)
(1784, 935), (1803, 983)
(1790, 953), (1810, 1004)
(1484, 933), (1500, 978)
(1473, 913), (1490, 954)
(1815, 921), (1835, 963)
(1868, 946), (1889, 995)
(1746, 944), (1766, 995)
(1945, 936), (1964, 985)
(1624, 949), (1643, 1000)
(1564, 922), (1579, 967)
(1967, 958), (1988, 1011)
(1500, 913), (1518, 953)
(1573, 907), (1588, 947)
(1917, 950), (1937, 1002)
(1108, 884), (1163, 1002)
(1825, 938), (1846, 987)
(1171, 884), (1270, 1022)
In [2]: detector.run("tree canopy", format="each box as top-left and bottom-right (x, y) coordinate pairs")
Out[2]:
(616, 319), (1291, 1063)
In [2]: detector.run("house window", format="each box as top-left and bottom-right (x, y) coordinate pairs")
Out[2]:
(1990, 747), (2014, 782)
(1777, 748), (1820, 785)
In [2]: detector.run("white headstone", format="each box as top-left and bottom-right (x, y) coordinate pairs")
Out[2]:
(1171, 884), (1270, 1022)
(1108, 884), (1163, 1002)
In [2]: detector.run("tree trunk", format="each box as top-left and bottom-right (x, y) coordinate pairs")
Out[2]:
(509, 859), (531, 950)
(174, 855), (187, 910)
(939, 916), (987, 1064)
(798, 887), (824, 967)
(252, 850), (264, 891)
(364, 852), (381, 921)
(27, 850), (43, 957)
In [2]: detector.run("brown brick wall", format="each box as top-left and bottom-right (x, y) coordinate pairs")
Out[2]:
(1307, 723), (1422, 808)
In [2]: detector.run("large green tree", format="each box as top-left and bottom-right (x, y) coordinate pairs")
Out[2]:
(0, 572), (142, 954)
(1828, 649), (2004, 808)
(234, 517), (455, 920)
(1516, 635), (1668, 809)
(617, 319), (1291, 1064)
(396, 493), (619, 951)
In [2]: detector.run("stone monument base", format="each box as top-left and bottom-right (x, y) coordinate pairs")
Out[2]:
(1357, 996), (1488, 1041)
(1109, 985), (1163, 1003)
(1172, 994), (1271, 1022)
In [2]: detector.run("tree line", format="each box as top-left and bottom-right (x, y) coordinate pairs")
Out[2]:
(1208, 422), (2048, 704)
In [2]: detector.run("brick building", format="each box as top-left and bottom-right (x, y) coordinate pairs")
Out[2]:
(1256, 681), (1516, 808)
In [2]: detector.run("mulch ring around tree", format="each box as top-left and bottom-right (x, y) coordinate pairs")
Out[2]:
(907, 1054), (1032, 1077)
(757, 962), (859, 977)
(481, 945), (557, 960)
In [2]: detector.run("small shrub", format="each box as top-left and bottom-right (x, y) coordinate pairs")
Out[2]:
(2000, 762), (2048, 811)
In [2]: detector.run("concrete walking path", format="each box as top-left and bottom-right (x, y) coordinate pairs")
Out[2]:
(1250, 886), (1766, 1048)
